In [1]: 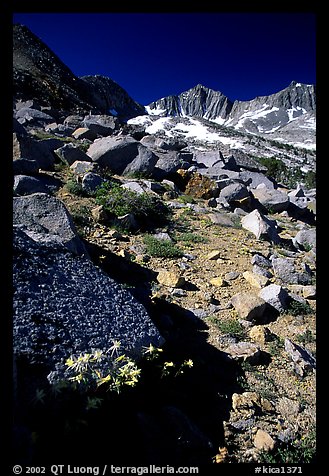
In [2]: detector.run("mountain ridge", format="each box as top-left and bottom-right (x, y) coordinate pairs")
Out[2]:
(146, 82), (316, 142)
(13, 23), (146, 120)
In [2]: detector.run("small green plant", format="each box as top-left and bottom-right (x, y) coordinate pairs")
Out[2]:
(69, 205), (92, 236)
(177, 194), (196, 204)
(143, 235), (183, 258)
(296, 329), (316, 345)
(304, 170), (316, 189)
(176, 232), (208, 244)
(65, 178), (84, 196)
(54, 161), (69, 173)
(254, 156), (315, 189)
(95, 181), (171, 227)
(78, 141), (92, 153)
(259, 430), (316, 463)
(208, 316), (246, 340)
(267, 335), (285, 357)
(287, 300), (313, 316)
(32, 130), (74, 143)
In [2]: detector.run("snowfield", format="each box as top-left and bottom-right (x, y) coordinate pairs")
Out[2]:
(128, 115), (246, 149)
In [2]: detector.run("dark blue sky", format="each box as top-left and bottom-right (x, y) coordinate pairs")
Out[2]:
(12, 12), (316, 106)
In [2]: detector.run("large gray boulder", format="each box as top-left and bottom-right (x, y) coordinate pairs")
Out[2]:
(258, 284), (290, 312)
(271, 256), (312, 285)
(70, 160), (96, 176)
(13, 158), (39, 176)
(292, 228), (316, 252)
(71, 127), (98, 141)
(13, 133), (56, 170)
(152, 150), (192, 180)
(13, 175), (48, 196)
(13, 227), (164, 382)
(228, 149), (268, 172)
(83, 114), (119, 136)
(13, 193), (86, 256)
(81, 172), (106, 194)
(219, 182), (250, 205)
(123, 147), (159, 176)
(252, 185), (290, 213)
(200, 167), (241, 181)
(238, 171), (275, 190)
(87, 135), (158, 175)
(15, 107), (54, 125)
(140, 135), (187, 151)
(54, 142), (92, 166)
(193, 150), (224, 168)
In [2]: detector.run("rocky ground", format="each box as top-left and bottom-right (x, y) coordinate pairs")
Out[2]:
(50, 164), (316, 465)
(13, 108), (316, 467)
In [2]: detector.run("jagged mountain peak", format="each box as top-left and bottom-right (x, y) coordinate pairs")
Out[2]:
(147, 80), (315, 147)
(147, 83), (232, 120)
(185, 83), (215, 92)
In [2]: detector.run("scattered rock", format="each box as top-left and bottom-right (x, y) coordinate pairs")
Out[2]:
(219, 182), (251, 208)
(275, 397), (301, 420)
(271, 256), (302, 285)
(115, 213), (138, 232)
(224, 271), (240, 281)
(13, 132), (55, 170)
(157, 270), (186, 288)
(241, 209), (280, 243)
(13, 158), (39, 176)
(177, 170), (219, 199)
(302, 285), (316, 299)
(292, 228), (316, 252)
(206, 250), (222, 260)
(152, 150), (191, 180)
(208, 212), (239, 227)
(81, 172), (105, 194)
(251, 253), (272, 268)
(253, 429), (276, 451)
(249, 326), (272, 345)
(15, 107), (54, 125)
(210, 277), (228, 287)
(284, 338), (316, 376)
(242, 270), (269, 288)
(72, 127), (98, 141)
(258, 284), (290, 312)
(91, 205), (109, 223)
(252, 186), (290, 213)
(231, 292), (267, 321)
(252, 264), (273, 279)
(225, 341), (261, 364)
(232, 392), (273, 414)
(83, 114), (118, 136)
(70, 160), (96, 176)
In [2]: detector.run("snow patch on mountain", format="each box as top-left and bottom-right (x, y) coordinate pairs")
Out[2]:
(128, 115), (246, 149)
(145, 105), (167, 116)
(146, 82), (316, 149)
